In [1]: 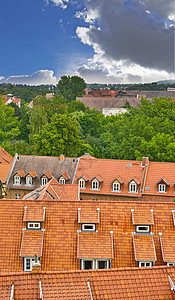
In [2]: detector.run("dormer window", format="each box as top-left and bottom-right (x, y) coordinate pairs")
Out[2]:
(14, 175), (20, 185)
(157, 177), (170, 193)
(129, 181), (137, 193)
(112, 182), (120, 192)
(27, 222), (41, 230)
(42, 177), (48, 186)
(92, 179), (99, 190)
(59, 178), (65, 184)
(26, 176), (32, 186)
(158, 184), (166, 193)
(82, 224), (96, 232)
(139, 261), (152, 267)
(136, 225), (150, 233)
(79, 179), (85, 189)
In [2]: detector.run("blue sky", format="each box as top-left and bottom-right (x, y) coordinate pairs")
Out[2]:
(0, 0), (174, 84)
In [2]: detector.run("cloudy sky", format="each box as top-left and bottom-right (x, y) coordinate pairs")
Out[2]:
(0, 0), (174, 84)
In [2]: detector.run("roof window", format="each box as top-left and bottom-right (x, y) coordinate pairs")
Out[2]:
(81, 224), (96, 232)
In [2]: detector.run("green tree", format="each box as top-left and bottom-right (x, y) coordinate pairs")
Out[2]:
(28, 107), (48, 146)
(33, 114), (83, 156)
(0, 97), (20, 143)
(57, 75), (86, 102)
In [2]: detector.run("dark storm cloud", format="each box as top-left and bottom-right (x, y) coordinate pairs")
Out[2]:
(81, 0), (174, 72)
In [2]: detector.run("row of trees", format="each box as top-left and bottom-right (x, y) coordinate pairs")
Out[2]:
(2, 94), (175, 162)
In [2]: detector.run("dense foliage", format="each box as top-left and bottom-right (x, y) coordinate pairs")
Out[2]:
(1, 87), (175, 162)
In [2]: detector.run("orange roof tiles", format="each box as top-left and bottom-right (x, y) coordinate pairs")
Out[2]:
(133, 234), (157, 262)
(23, 177), (79, 201)
(1, 199), (175, 273)
(1, 266), (175, 299)
(0, 164), (11, 183)
(157, 176), (170, 185)
(61, 172), (70, 180)
(77, 174), (89, 181)
(77, 232), (113, 259)
(20, 230), (44, 257)
(15, 169), (25, 177)
(78, 207), (100, 223)
(112, 176), (124, 184)
(128, 177), (141, 185)
(131, 209), (154, 225)
(0, 147), (13, 164)
(23, 206), (46, 222)
(92, 175), (103, 182)
(160, 234), (175, 262)
(74, 157), (143, 197)
(27, 170), (37, 178)
(42, 171), (52, 179)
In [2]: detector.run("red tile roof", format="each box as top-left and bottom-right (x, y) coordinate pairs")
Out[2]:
(0, 147), (13, 164)
(23, 206), (46, 222)
(23, 177), (79, 201)
(61, 172), (70, 180)
(160, 234), (175, 262)
(27, 170), (37, 178)
(20, 230), (44, 257)
(74, 157), (143, 197)
(78, 207), (100, 223)
(41, 171), (52, 179)
(0, 164), (11, 183)
(15, 169), (25, 177)
(77, 232), (113, 259)
(0, 266), (175, 299)
(131, 208), (154, 225)
(133, 234), (157, 262)
(1, 199), (175, 273)
(157, 176), (170, 185)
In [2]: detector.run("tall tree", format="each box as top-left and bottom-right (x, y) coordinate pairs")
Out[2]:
(57, 75), (86, 102)
(33, 114), (82, 156)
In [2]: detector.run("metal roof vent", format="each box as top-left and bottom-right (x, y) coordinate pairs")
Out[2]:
(127, 163), (131, 168)
(145, 187), (150, 191)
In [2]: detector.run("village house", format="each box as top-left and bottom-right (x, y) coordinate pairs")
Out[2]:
(0, 147), (13, 199)
(6, 154), (78, 199)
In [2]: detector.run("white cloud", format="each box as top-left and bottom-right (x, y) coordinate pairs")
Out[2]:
(48, 0), (69, 9)
(3, 70), (57, 85)
(0, 76), (5, 82)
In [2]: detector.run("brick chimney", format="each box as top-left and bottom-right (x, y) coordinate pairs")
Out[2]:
(60, 154), (65, 162)
(142, 157), (149, 167)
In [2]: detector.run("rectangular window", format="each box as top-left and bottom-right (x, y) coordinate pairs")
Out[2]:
(24, 257), (35, 272)
(26, 176), (32, 186)
(59, 178), (65, 184)
(79, 179), (85, 189)
(81, 224), (96, 232)
(41, 177), (48, 186)
(167, 263), (175, 266)
(14, 175), (20, 185)
(112, 182), (120, 192)
(139, 261), (152, 267)
(158, 184), (166, 193)
(15, 193), (20, 199)
(129, 182), (137, 193)
(96, 260), (109, 269)
(27, 222), (41, 229)
(91, 180), (99, 190)
(82, 260), (94, 270)
(136, 225), (150, 233)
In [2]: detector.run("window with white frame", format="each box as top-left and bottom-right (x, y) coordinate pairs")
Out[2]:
(158, 184), (167, 193)
(26, 176), (32, 186)
(41, 177), (48, 186)
(15, 193), (20, 199)
(59, 178), (65, 184)
(81, 259), (109, 270)
(91, 179), (99, 190)
(112, 182), (121, 192)
(136, 225), (150, 233)
(79, 179), (85, 189)
(167, 262), (175, 266)
(24, 257), (35, 271)
(14, 175), (20, 185)
(139, 261), (152, 267)
(129, 181), (137, 193)
(27, 222), (41, 230)
(81, 224), (96, 232)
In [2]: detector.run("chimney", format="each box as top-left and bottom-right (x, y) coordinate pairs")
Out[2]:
(60, 154), (64, 162)
(31, 254), (41, 273)
(142, 157), (149, 167)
